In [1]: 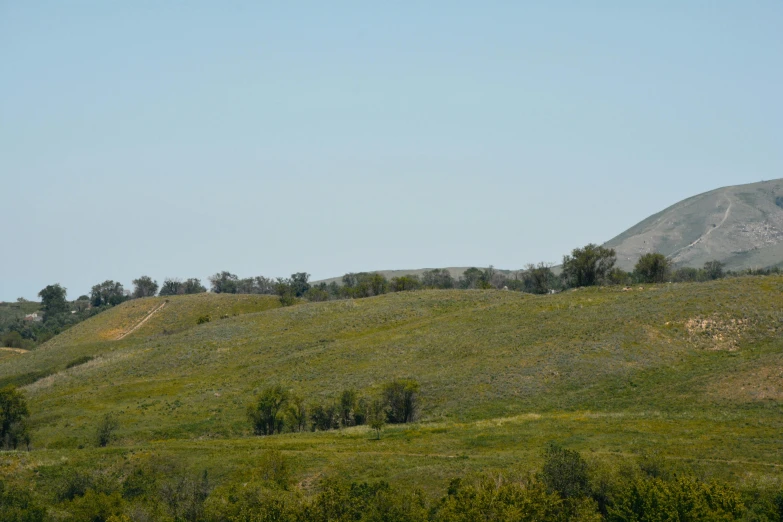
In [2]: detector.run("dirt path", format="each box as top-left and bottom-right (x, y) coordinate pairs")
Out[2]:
(0, 347), (28, 354)
(669, 197), (733, 260)
(115, 302), (167, 340)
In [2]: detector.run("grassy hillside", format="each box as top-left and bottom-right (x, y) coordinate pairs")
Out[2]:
(1, 277), (783, 496)
(605, 178), (783, 271)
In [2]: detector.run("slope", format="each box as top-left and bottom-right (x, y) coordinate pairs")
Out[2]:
(0, 276), (781, 489)
(605, 178), (783, 271)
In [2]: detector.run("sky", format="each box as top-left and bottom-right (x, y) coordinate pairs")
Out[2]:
(1, 2), (781, 301)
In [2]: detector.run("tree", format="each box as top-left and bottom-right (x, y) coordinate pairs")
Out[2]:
(634, 253), (671, 284)
(703, 260), (725, 280)
(672, 267), (701, 282)
(159, 278), (183, 296)
(368, 400), (387, 440)
(289, 273), (311, 297)
(248, 386), (289, 435)
(390, 276), (422, 292)
(421, 269), (454, 289)
(540, 442), (589, 499)
(522, 263), (559, 294)
(339, 389), (358, 427)
(0, 386), (30, 450)
(561, 244), (617, 287)
(460, 268), (485, 289)
(309, 403), (339, 432)
(132, 276), (159, 298)
(209, 272), (239, 294)
(367, 273), (388, 296)
(90, 281), (127, 307)
(96, 413), (119, 447)
(382, 379), (420, 424)
(182, 278), (207, 294)
(37, 284), (68, 318)
(287, 396), (308, 433)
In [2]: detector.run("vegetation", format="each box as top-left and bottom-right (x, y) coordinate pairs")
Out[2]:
(0, 385), (30, 450)
(4, 242), (783, 518)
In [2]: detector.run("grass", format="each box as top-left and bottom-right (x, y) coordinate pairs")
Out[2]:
(1, 277), (783, 494)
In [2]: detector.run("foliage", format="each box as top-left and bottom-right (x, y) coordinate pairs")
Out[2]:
(562, 243), (617, 287)
(0, 385), (30, 450)
(367, 399), (387, 439)
(390, 275), (423, 292)
(607, 476), (745, 521)
(91, 280), (128, 307)
(96, 412), (119, 447)
(248, 386), (290, 435)
(65, 355), (94, 369)
(37, 283), (69, 318)
(210, 271), (239, 294)
(433, 475), (569, 522)
(520, 263), (560, 294)
(634, 253), (672, 284)
(704, 260), (726, 280)
(197, 314), (211, 324)
(540, 442), (590, 499)
(383, 379), (420, 424)
(421, 269), (455, 289)
(0, 479), (46, 522)
(131, 275), (159, 298)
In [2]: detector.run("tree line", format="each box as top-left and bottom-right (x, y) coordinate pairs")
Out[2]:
(247, 379), (420, 440)
(5, 244), (780, 349)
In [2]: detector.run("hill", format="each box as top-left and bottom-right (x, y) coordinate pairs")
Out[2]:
(1, 277), (783, 496)
(314, 266), (518, 286)
(605, 178), (783, 271)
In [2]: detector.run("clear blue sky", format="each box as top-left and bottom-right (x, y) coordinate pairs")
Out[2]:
(1, 2), (781, 301)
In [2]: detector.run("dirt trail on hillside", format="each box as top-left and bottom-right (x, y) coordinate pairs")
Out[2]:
(0, 347), (28, 354)
(115, 302), (167, 340)
(669, 197), (733, 260)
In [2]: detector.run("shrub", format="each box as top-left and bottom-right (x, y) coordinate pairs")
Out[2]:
(607, 476), (745, 521)
(0, 385), (30, 450)
(0, 479), (46, 522)
(196, 315), (211, 325)
(257, 450), (290, 490)
(540, 442), (590, 499)
(66, 355), (94, 369)
(96, 413), (119, 447)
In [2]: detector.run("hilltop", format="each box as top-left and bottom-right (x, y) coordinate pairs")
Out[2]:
(1, 276), (783, 496)
(605, 178), (783, 271)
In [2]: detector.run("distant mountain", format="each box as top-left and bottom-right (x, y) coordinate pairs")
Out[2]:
(605, 179), (783, 271)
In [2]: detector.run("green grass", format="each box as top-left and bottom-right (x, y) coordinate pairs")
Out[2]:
(2, 277), (783, 493)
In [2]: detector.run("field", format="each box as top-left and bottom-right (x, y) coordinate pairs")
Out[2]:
(1, 277), (783, 498)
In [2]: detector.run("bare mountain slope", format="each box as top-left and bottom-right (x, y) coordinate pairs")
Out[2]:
(605, 179), (783, 271)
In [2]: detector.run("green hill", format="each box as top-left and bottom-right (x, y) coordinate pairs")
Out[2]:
(2, 277), (783, 496)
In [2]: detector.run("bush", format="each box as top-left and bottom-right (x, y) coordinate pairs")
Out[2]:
(96, 413), (119, 447)
(66, 355), (94, 369)
(0, 385), (30, 450)
(0, 479), (46, 522)
(607, 476), (745, 521)
(540, 442), (590, 499)
(196, 315), (211, 325)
